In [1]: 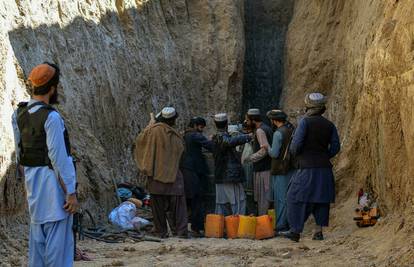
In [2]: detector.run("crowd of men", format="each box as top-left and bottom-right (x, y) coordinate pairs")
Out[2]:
(136, 94), (341, 243)
(12, 63), (340, 267)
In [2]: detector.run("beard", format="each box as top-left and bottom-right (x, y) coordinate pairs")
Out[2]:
(49, 88), (59, 105)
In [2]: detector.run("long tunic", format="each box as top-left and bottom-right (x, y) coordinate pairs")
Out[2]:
(181, 130), (214, 198)
(12, 99), (76, 267)
(249, 128), (271, 215)
(268, 130), (292, 229)
(288, 117), (340, 203)
(241, 143), (254, 190)
(215, 183), (246, 215)
(12, 99), (76, 224)
(147, 170), (185, 196)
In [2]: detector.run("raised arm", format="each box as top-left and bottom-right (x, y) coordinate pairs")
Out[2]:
(194, 132), (215, 152)
(220, 133), (252, 148)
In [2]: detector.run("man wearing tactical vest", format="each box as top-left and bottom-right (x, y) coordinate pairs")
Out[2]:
(266, 110), (295, 232)
(11, 63), (78, 267)
(243, 108), (273, 215)
(280, 93), (340, 242)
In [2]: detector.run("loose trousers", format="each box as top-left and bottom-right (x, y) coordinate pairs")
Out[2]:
(253, 171), (271, 215)
(215, 200), (246, 216)
(187, 194), (205, 232)
(29, 216), (74, 267)
(272, 174), (291, 231)
(215, 183), (246, 216)
(151, 194), (188, 237)
(287, 201), (330, 234)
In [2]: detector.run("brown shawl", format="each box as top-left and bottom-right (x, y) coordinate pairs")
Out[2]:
(134, 122), (184, 183)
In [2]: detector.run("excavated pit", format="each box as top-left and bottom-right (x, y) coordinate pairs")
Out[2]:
(1, 0), (414, 266)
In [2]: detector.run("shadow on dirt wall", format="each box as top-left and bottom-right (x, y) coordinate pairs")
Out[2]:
(6, 1), (232, 218)
(5, 7), (162, 218)
(0, 152), (26, 215)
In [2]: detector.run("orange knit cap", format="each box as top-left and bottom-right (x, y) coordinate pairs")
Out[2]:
(28, 64), (56, 87)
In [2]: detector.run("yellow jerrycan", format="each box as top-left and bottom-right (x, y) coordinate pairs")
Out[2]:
(267, 209), (276, 230)
(237, 215), (256, 239)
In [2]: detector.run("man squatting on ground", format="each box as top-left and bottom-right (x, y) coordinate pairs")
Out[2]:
(12, 63), (78, 267)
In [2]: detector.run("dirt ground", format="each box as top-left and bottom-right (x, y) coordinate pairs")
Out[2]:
(75, 234), (373, 267)
(74, 198), (414, 267)
(1, 198), (413, 267)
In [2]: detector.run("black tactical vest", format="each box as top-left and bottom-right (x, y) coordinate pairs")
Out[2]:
(17, 101), (71, 167)
(270, 123), (294, 175)
(252, 123), (273, 172)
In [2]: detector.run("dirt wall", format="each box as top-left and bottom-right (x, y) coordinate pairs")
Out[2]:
(0, 1), (244, 262)
(282, 0), (414, 213)
(0, 0), (245, 215)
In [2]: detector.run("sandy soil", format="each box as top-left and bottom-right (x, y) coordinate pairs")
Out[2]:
(1, 198), (413, 266)
(73, 198), (414, 267)
(75, 234), (374, 267)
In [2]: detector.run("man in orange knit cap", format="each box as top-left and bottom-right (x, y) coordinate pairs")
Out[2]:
(12, 62), (78, 266)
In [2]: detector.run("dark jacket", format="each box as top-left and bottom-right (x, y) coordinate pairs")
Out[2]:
(181, 129), (214, 175)
(252, 123), (273, 172)
(290, 115), (340, 169)
(213, 130), (251, 184)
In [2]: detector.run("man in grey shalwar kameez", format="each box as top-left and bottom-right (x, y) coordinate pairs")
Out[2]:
(212, 113), (252, 215)
(244, 109), (273, 215)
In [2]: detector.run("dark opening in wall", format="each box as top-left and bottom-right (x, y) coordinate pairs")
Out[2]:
(242, 0), (294, 116)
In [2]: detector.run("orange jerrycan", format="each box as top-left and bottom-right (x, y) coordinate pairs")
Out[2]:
(255, 215), (274, 240)
(205, 214), (224, 238)
(267, 209), (276, 230)
(237, 215), (256, 239)
(225, 215), (239, 239)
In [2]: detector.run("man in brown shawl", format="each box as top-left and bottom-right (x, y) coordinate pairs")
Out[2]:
(135, 107), (188, 238)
